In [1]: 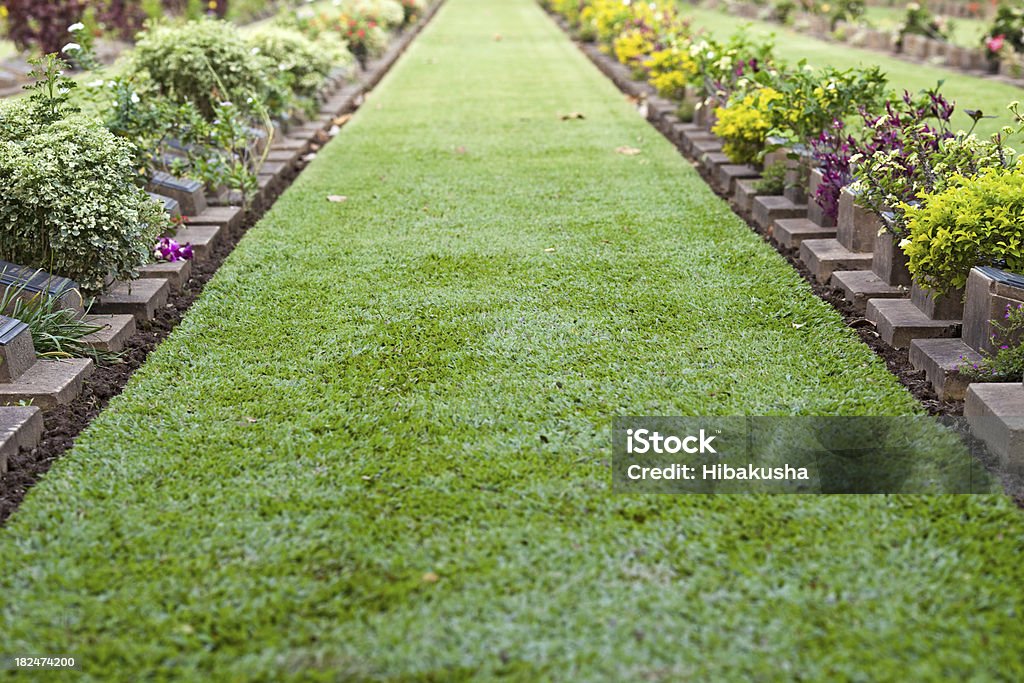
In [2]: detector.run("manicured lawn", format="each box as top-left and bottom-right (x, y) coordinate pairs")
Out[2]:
(1, 0), (1023, 679)
(686, 6), (1021, 138)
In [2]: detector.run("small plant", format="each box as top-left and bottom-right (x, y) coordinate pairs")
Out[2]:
(896, 2), (949, 50)
(958, 302), (1024, 382)
(0, 275), (115, 363)
(754, 162), (786, 195)
(249, 26), (345, 111)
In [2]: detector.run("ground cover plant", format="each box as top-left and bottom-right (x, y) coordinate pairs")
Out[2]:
(2, 0), (1024, 679)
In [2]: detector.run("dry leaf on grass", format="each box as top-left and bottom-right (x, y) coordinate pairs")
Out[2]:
(333, 114), (352, 127)
(560, 112), (585, 120)
(616, 146), (642, 156)
(327, 195), (348, 203)
(422, 572), (440, 583)
(494, 33), (503, 41)
(455, 145), (468, 154)
(544, 247), (556, 253)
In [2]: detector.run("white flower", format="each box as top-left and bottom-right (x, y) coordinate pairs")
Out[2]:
(130, 92), (140, 104)
(219, 101), (233, 107)
(68, 22), (85, 33)
(61, 42), (81, 54)
(898, 238), (912, 249)
(88, 79), (104, 87)
(251, 47), (260, 55)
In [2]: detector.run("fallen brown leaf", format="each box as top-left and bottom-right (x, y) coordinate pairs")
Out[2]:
(454, 145), (467, 154)
(494, 33), (503, 41)
(422, 572), (440, 583)
(560, 112), (585, 120)
(327, 195), (348, 203)
(616, 146), (642, 156)
(333, 114), (353, 127)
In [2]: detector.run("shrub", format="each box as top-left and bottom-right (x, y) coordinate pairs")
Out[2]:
(851, 93), (1012, 236)
(896, 2), (949, 49)
(713, 86), (785, 164)
(902, 164), (1024, 295)
(982, 4), (1024, 59)
(248, 26), (346, 103)
(128, 18), (285, 120)
(645, 46), (697, 101)
(0, 101), (167, 294)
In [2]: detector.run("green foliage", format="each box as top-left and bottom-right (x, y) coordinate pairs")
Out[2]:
(102, 75), (262, 196)
(959, 301), (1024, 382)
(897, 1), (950, 47)
(902, 164), (1024, 295)
(854, 127), (1015, 237)
(754, 160), (786, 194)
(248, 26), (347, 107)
(0, 58), (167, 294)
(127, 18), (287, 120)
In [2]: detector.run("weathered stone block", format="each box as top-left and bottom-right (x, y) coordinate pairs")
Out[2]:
(0, 316), (36, 383)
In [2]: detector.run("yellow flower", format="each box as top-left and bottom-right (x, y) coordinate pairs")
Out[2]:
(0, 6), (8, 18)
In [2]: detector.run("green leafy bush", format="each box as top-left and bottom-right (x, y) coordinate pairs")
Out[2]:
(0, 101), (167, 294)
(248, 26), (347, 104)
(128, 18), (287, 120)
(902, 164), (1024, 295)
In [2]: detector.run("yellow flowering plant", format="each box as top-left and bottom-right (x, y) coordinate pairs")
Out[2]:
(712, 86), (786, 164)
(645, 44), (698, 100)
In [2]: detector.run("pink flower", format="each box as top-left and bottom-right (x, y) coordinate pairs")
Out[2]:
(986, 34), (1005, 54)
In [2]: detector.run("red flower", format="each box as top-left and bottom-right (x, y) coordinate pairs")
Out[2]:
(357, 29), (365, 38)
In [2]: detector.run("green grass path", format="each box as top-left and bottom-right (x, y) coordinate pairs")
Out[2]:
(1, 0), (1023, 679)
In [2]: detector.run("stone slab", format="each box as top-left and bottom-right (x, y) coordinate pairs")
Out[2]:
(0, 358), (93, 408)
(188, 205), (243, 233)
(138, 259), (191, 292)
(93, 278), (169, 322)
(0, 261), (83, 315)
(909, 337), (981, 401)
(81, 314), (136, 354)
(831, 269), (909, 314)
(732, 179), (761, 215)
(149, 172), (207, 216)
(800, 239), (873, 284)
(0, 316), (36, 383)
(911, 282), (965, 321)
(690, 137), (723, 156)
(965, 383), (1024, 472)
(148, 192), (182, 220)
(773, 218), (836, 250)
(713, 164), (759, 194)
(173, 224), (223, 262)
(866, 298), (962, 349)
(0, 406), (43, 474)
(752, 195), (807, 232)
